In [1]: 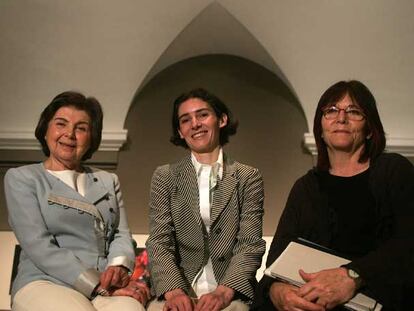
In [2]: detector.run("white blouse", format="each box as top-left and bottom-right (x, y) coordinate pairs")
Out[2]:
(47, 169), (87, 196)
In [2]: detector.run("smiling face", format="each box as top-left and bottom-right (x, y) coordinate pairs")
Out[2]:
(44, 105), (91, 171)
(321, 94), (369, 155)
(177, 98), (227, 157)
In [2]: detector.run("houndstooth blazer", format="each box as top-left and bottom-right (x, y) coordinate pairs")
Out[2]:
(146, 153), (265, 302)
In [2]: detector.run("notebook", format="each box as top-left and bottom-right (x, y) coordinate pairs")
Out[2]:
(264, 240), (382, 311)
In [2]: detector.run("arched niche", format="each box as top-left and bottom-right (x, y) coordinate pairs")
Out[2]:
(117, 54), (313, 235)
(137, 2), (297, 97)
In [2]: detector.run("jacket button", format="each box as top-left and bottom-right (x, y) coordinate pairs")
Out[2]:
(109, 208), (114, 213)
(215, 228), (222, 235)
(218, 256), (225, 262)
(93, 178), (98, 182)
(105, 195), (110, 201)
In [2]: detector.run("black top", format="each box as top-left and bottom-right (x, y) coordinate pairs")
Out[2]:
(252, 153), (414, 311)
(319, 169), (377, 258)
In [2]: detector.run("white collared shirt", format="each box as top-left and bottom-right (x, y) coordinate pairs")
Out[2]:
(190, 148), (223, 297)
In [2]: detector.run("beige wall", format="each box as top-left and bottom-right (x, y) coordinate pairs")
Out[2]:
(1, 52), (414, 234)
(117, 54), (312, 235)
(1, 1), (413, 237)
(1, 2), (413, 309)
(0, 1), (413, 152)
(0, 54), (313, 235)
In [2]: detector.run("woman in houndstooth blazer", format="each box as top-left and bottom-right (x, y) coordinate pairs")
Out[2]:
(146, 88), (265, 311)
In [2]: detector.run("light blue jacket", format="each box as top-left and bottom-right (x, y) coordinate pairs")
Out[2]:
(4, 163), (135, 299)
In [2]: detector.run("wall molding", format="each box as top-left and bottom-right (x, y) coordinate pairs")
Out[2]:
(304, 133), (414, 157)
(2, 130), (413, 157)
(0, 130), (128, 151)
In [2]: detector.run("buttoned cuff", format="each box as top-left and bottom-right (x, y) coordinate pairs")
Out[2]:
(107, 255), (135, 272)
(74, 268), (100, 298)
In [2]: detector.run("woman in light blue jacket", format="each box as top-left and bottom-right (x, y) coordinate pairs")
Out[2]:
(4, 91), (149, 311)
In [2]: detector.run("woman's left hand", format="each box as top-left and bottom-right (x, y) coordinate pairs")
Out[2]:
(297, 267), (357, 309)
(100, 265), (130, 290)
(194, 285), (234, 311)
(111, 280), (151, 306)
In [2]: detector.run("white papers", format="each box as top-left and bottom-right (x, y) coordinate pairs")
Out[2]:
(264, 241), (382, 311)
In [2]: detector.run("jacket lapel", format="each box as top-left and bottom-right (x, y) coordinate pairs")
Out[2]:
(45, 171), (85, 202)
(44, 167), (109, 219)
(83, 171), (110, 206)
(210, 155), (238, 226)
(173, 156), (203, 228)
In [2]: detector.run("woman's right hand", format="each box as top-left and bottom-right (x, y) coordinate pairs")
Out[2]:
(99, 265), (130, 290)
(269, 282), (325, 311)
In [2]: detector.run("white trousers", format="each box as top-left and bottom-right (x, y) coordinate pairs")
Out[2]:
(147, 299), (249, 311)
(12, 280), (146, 311)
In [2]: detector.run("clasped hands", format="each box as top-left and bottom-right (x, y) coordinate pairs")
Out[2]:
(269, 267), (357, 311)
(94, 266), (151, 305)
(163, 285), (234, 311)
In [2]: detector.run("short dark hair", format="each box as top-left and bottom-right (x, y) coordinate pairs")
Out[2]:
(313, 80), (386, 171)
(170, 88), (238, 148)
(35, 91), (103, 161)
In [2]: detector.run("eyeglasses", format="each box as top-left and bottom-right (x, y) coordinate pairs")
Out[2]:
(322, 106), (365, 121)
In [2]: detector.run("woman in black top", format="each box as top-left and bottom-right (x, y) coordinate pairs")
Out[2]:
(254, 80), (414, 311)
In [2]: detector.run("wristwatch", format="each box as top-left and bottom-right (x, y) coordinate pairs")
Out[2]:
(346, 268), (364, 289)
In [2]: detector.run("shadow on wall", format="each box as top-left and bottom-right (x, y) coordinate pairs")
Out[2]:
(116, 54), (313, 236)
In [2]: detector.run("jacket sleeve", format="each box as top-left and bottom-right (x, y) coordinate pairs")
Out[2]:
(217, 167), (265, 300)
(346, 154), (414, 308)
(146, 165), (190, 297)
(4, 167), (100, 298)
(106, 173), (135, 272)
